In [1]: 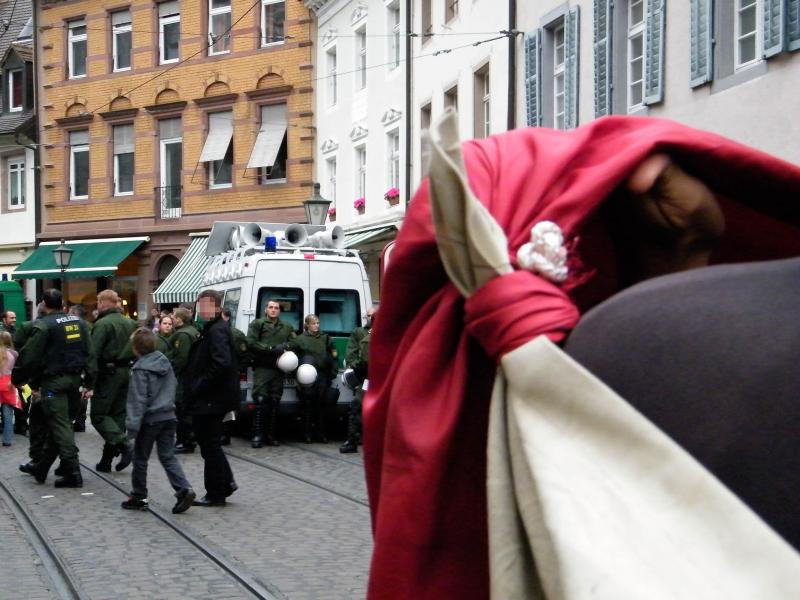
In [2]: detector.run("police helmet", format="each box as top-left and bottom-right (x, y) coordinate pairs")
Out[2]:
(296, 364), (318, 386)
(276, 351), (299, 373)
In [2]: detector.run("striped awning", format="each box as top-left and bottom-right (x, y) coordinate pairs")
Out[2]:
(344, 225), (396, 248)
(152, 233), (210, 304)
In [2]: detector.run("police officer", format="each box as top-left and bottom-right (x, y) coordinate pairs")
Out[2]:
(91, 289), (136, 472)
(340, 306), (376, 453)
(12, 289), (94, 487)
(170, 307), (200, 453)
(246, 299), (295, 447)
(15, 302), (47, 473)
(68, 304), (91, 432)
(289, 314), (337, 444)
(155, 314), (174, 357)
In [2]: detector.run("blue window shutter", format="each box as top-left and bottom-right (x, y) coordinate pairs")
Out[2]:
(565, 6), (580, 129)
(787, 0), (800, 52)
(763, 0), (785, 57)
(593, 0), (613, 117)
(525, 30), (542, 127)
(690, 0), (713, 87)
(644, 0), (666, 105)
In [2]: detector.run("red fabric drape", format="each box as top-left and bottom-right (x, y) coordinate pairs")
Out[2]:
(363, 117), (800, 599)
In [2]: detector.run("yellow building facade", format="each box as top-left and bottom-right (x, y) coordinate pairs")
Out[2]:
(33, 0), (315, 316)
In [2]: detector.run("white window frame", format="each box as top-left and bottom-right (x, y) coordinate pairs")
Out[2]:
(553, 23), (566, 130)
(355, 145), (367, 199)
(160, 134), (183, 218)
(7, 157), (25, 209)
(735, 0), (761, 70)
(70, 135), (90, 201)
(445, 0), (459, 23)
(112, 12), (132, 72)
(326, 46), (338, 107)
(479, 69), (491, 138)
(209, 0), (232, 56)
(8, 69), (23, 112)
(356, 27), (367, 91)
(68, 20), (87, 79)
(388, 3), (401, 71)
(387, 129), (400, 190)
(627, 0), (646, 112)
(326, 156), (337, 203)
(113, 124), (135, 197)
(261, 0), (285, 47)
(159, 12), (181, 64)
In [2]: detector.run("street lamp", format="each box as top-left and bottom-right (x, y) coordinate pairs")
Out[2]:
(52, 239), (73, 290)
(303, 183), (332, 226)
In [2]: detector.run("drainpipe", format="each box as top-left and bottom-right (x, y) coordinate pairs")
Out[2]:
(507, 0), (517, 130)
(404, 0), (412, 204)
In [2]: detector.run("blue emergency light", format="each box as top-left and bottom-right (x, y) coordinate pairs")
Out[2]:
(264, 234), (277, 252)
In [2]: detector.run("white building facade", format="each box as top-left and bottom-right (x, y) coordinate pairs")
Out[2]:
(306, 0), (408, 297)
(517, 0), (800, 163)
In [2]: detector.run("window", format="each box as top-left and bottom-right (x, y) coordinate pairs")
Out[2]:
(553, 24), (566, 129)
(326, 157), (337, 203)
(315, 289), (361, 337)
(326, 47), (337, 106)
(201, 111), (233, 188)
(113, 124), (135, 196)
(356, 28), (367, 90)
(420, 101), (431, 175)
(209, 0), (232, 55)
(474, 65), (490, 139)
(530, 8), (579, 127)
(735, 0), (760, 68)
(159, 2), (180, 64)
(445, 0), (459, 23)
(388, 3), (401, 70)
(257, 287), (303, 332)
(261, 0), (285, 46)
(222, 288), (241, 327)
(627, 0), (645, 110)
(7, 157), (25, 208)
(444, 84), (458, 111)
(8, 69), (23, 111)
(355, 146), (366, 198)
(387, 129), (400, 190)
(248, 103), (287, 184)
(69, 130), (89, 200)
(112, 10), (132, 72)
(68, 20), (87, 78)
(159, 118), (182, 218)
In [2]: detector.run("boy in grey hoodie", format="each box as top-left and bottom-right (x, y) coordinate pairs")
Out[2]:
(121, 328), (196, 513)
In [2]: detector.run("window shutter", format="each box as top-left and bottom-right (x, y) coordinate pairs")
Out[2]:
(158, 1), (179, 18)
(565, 6), (580, 129)
(593, 0), (613, 118)
(763, 0), (785, 57)
(70, 130), (89, 146)
(524, 30), (542, 127)
(643, 0), (665, 105)
(114, 124), (135, 154)
(786, 0), (800, 51)
(690, 0), (713, 87)
(112, 10), (131, 27)
(159, 118), (181, 140)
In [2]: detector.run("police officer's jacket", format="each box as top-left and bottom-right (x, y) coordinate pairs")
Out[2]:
(91, 308), (136, 374)
(247, 318), (295, 368)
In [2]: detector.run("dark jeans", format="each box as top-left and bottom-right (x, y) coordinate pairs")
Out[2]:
(131, 420), (192, 500)
(192, 413), (234, 501)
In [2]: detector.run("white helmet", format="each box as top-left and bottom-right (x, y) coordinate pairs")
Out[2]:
(296, 363), (318, 385)
(276, 351), (299, 373)
(340, 368), (360, 389)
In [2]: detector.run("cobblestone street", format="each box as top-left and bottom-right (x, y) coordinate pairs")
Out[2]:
(0, 426), (372, 600)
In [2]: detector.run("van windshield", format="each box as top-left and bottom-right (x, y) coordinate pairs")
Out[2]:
(256, 288), (303, 332)
(315, 289), (360, 336)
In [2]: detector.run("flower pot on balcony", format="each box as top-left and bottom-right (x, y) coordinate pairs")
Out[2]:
(329, 214), (336, 222)
(357, 206), (366, 216)
(387, 196), (400, 207)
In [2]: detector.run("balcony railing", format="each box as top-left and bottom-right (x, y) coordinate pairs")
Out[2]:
(155, 185), (182, 219)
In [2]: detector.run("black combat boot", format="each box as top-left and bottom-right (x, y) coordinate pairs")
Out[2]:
(31, 457), (56, 484)
(96, 444), (116, 473)
(339, 439), (358, 453)
(54, 460), (83, 488)
(251, 404), (264, 448)
(264, 397), (280, 446)
(115, 440), (133, 471)
(72, 420), (86, 433)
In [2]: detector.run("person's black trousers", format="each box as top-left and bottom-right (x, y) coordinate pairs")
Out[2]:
(192, 413), (234, 501)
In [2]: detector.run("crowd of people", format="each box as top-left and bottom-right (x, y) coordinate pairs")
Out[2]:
(1, 288), (374, 511)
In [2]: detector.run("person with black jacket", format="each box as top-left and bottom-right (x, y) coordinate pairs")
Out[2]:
(184, 290), (237, 507)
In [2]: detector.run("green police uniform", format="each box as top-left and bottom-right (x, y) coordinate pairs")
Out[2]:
(170, 323), (200, 450)
(247, 317), (295, 447)
(12, 311), (94, 486)
(341, 325), (370, 451)
(72, 319), (93, 432)
(155, 332), (172, 358)
(290, 331), (336, 443)
(14, 320), (46, 463)
(90, 307), (136, 466)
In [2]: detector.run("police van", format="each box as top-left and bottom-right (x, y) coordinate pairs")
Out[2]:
(199, 221), (372, 420)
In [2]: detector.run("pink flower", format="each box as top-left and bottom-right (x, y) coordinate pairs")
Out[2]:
(384, 187), (400, 199)
(327, 206), (337, 215)
(353, 197), (366, 209)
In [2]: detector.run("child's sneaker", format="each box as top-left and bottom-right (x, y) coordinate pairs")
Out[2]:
(172, 488), (196, 514)
(121, 497), (148, 510)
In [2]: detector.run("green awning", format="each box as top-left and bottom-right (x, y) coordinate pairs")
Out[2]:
(152, 234), (210, 304)
(344, 225), (397, 248)
(11, 237), (148, 280)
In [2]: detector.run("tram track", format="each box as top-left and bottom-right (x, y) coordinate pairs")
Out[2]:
(0, 477), (84, 600)
(283, 441), (365, 467)
(79, 461), (285, 600)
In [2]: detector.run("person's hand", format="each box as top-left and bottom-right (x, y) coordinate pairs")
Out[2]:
(82, 389), (94, 400)
(623, 154), (725, 278)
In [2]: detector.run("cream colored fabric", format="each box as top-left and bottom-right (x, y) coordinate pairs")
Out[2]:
(425, 110), (800, 600)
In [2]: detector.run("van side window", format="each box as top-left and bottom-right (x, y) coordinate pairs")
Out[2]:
(257, 287), (303, 332)
(314, 289), (360, 336)
(222, 288), (241, 327)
